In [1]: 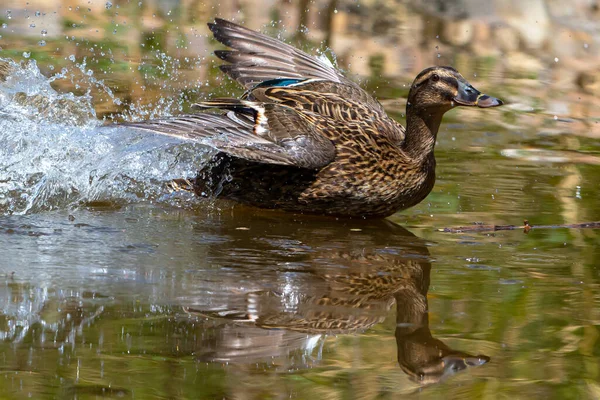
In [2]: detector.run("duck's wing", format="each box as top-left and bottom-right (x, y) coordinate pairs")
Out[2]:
(248, 81), (406, 145)
(121, 99), (336, 169)
(209, 18), (356, 90)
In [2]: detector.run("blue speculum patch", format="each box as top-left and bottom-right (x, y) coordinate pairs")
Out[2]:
(255, 78), (307, 88)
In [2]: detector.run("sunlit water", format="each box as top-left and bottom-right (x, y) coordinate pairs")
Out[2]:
(1, 10), (600, 400)
(0, 59), (212, 215)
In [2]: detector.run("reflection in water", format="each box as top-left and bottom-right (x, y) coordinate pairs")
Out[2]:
(180, 213), (489, 383)
(0, 208), (489, 395)
(395, 279), (489, 384)
(0, 282), (103, 344)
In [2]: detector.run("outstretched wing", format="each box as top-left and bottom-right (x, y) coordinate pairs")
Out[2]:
(121, 100), (336, 169)
(209, 18), (356, 90)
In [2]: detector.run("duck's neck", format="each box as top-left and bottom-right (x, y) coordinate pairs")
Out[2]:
(402, 107), (444, 163)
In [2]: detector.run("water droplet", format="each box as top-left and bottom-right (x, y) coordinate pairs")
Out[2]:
(334, 8), (338, 13)
(584, 43), (589, 49)
(6, 10), (12, 20)
(22, 51), (31, 58)
(29, 23), (36, 28)
(41, 29), (47, 36)
(105, 1), (113, 9)
(69, 54), (76, 62)
(1, 23), (7, 29)
(437, 53), (441, 58)
(554, 57), (559, 62)
(35, 10), (41, 17)
(435, 35), (439, 39)
(38, 40), (46, 46)
(553, 115), (558, 120)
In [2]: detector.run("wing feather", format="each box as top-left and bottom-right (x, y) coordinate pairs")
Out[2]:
(121, 105), (335, 169)
(209, 18), (355, 89)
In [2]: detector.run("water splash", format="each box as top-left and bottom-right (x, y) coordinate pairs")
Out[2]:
(0, 58), (210, 215)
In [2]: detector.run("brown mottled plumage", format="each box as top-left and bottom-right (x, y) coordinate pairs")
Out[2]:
(123, 18), (502, 218)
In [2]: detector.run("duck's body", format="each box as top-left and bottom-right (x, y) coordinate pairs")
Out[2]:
(124, 19), (502, 218)
(195, 151), (433, 218)
(190, 80), (435, 217)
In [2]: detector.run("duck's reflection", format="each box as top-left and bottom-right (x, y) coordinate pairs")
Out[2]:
(0, 208), (488, 385)
(394, 261), (489, 384)
(182, 211), (489, 383)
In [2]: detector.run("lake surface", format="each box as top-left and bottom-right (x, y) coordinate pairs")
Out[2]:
(1, 0), (600, 398)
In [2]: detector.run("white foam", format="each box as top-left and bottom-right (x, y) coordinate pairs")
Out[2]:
(0, 58), (209, 215)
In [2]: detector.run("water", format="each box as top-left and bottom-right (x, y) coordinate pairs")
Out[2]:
(1, 1), (600, 398)
(0, 58), (209, 215)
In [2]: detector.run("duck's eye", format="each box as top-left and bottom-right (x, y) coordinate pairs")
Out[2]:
(431, 74), (440, 82)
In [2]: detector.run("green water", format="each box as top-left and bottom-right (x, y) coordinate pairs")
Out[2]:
(1, 0), (600, 398)
(1, 121), (598, 398)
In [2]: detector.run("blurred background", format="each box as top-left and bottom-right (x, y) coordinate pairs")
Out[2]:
(1, 0), (599, 122)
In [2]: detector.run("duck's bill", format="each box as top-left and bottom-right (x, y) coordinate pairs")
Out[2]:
(453, 81), (503, 108)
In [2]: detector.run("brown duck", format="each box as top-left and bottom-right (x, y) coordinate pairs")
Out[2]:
(124, 18), (503, 218)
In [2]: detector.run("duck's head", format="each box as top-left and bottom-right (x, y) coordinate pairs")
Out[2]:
(407, 66), (502, 115)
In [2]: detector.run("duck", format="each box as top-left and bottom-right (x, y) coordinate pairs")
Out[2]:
(123, 18), (502, 218)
